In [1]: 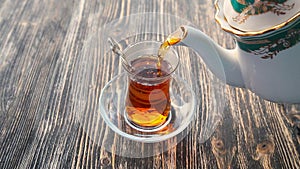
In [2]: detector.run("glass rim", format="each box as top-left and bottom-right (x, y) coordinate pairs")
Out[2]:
(122, 41), (180, 81)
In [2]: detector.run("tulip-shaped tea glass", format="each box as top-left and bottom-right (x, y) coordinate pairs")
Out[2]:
(122, 41), (179, 132)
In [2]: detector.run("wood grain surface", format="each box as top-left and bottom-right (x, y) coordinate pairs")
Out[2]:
(0, 0), (299, 168)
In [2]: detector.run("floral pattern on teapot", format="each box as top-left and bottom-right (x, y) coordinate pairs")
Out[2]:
(237, 22), (300, 59)
(231, 0), (295, 23)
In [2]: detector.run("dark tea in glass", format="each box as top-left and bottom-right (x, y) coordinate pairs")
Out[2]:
(125, 56), (172, 128)
(122, 41), (179, 131)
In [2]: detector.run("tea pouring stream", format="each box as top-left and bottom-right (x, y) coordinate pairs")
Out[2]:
(176, 0), (300, 103)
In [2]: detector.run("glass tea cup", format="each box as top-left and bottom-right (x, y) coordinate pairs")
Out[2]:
(122, 41), (179, 132)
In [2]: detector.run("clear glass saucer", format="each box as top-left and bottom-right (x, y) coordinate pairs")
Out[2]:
(98, 72), (196, 157)
(99, 72), (196, 143)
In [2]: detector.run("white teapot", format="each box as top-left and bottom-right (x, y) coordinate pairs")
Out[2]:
(177, 0), (300, 103)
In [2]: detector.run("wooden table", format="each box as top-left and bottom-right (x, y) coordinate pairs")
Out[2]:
(0, 0), (299, 168)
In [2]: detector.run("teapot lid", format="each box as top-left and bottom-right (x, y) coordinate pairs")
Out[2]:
(215, 0), (300, 36)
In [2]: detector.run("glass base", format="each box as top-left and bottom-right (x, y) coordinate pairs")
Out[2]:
(124, 108), (173, 133)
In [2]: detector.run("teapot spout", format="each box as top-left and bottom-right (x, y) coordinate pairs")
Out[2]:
(178, 25), (244, 88)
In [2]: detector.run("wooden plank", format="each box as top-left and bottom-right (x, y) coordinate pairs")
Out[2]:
(0, 0), (299, 168)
